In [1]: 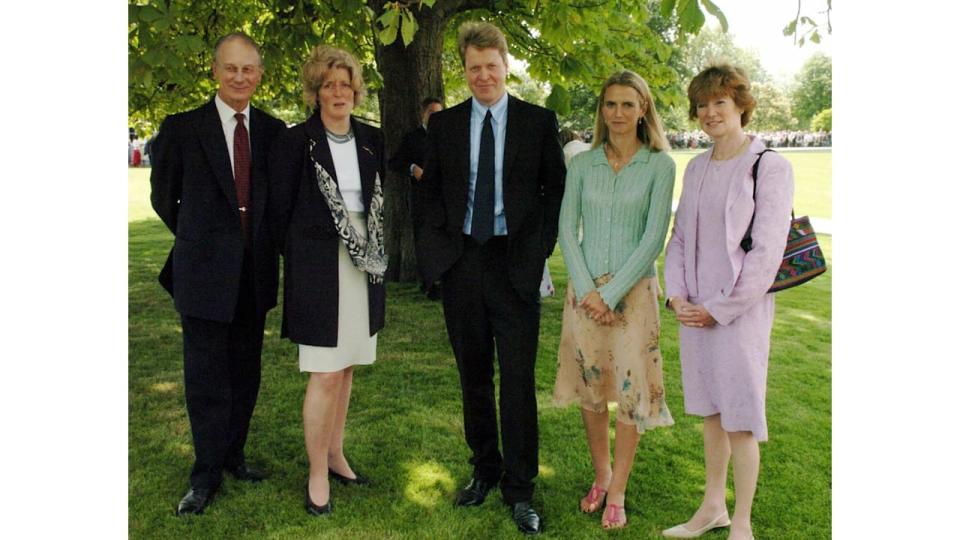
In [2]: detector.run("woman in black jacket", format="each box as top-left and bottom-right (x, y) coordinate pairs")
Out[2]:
(269, 45), (386, 516)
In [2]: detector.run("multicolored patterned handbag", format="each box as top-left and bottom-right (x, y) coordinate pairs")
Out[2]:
(741, 150), (827, 293)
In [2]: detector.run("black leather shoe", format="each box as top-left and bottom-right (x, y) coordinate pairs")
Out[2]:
(225, 463), (266, 482)
(510, 501), (543, 535)
(176, 486), (217, 516)
(329, 468), (370, 486)
(455, 478), (497, 507)
(304, 483), (332, 517)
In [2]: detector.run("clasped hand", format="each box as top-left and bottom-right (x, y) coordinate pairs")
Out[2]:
(670, 297), (716, 328)
(579, 291), (616, 326)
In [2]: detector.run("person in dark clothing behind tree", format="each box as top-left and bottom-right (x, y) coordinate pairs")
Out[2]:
(389, 97), (444, 299)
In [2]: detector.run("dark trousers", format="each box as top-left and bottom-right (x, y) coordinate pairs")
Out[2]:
(180, 253), (265, 489)
(442, 235), (541, 504)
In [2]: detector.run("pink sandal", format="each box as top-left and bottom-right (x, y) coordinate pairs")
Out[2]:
(601, 503), (627, 529)
(580, 484), (607, 513)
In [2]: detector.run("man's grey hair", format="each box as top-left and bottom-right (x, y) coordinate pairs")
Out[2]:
(213, 32), (263, 66)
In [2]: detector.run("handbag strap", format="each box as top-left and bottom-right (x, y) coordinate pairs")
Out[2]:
(740, 149), (792, 252)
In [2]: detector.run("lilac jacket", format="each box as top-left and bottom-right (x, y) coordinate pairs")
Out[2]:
(664, 137), (794, 326)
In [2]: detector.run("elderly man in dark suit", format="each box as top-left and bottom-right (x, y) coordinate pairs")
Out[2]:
(150, 32), (286, 516)
(415, 22), (565, 535)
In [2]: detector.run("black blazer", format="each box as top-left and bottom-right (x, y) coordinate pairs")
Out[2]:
(415, 95), (566, 301)
(269, 113), (387, 346)
(150, 99), (286, 322)
(387, 125), (427, 177)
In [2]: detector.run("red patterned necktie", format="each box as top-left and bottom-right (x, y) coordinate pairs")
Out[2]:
(233, 112), (251, 246)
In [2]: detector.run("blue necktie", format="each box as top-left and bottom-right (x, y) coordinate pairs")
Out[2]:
(472, 110), (495, 244)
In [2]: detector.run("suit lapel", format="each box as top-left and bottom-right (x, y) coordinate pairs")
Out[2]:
(455, 100), (472, 193)
(352, 117), (378, 210)
(501, 95), (522, 232)
(249, 106), (270, 235)
(722, 144), (764, 257)
(684, 153), (712, 299)
(198, 99), (239, 213)
(502, 96), (521, 187)
(305, 113), (339, 187)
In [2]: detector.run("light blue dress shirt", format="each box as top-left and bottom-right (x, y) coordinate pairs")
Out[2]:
(463, 93), (509, 236)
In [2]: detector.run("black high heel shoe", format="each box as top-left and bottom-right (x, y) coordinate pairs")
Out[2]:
(328, 468), (371, 486)
(304, 481), (332, 517)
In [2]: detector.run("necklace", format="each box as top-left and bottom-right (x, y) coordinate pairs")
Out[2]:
(711, 136), (749, 161)
(605, 142), (639, 171)
(325, 128), (354, 144)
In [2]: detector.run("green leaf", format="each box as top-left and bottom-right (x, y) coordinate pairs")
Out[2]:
(142, 48), (166, 67)
(700, 0), (728, 33)
(175, 35), (206, 54)
(187, 35), (206, 53)
(379, 24), (398, 45)
(810, 31), (821, 44)
(798, 36), (805, 47)
(154, 16), (171, 32)
(677, 0), (706, 34)
(400, 8), (418, 47)
(420, 0), (437, 7)
(660, 0), (677, 19)
(378, 8), (400, 45)
(545, 84), (571, 116)
(559, 56), (583, 78)
(139, 6), (165, 23)
(377, 7), (399, 27)
(783, 20), (797, 36)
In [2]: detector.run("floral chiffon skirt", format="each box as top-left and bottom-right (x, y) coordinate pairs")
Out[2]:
(553, 275), (674, 432)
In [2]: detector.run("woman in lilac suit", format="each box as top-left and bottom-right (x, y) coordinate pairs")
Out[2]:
(661, 64), (794, 540)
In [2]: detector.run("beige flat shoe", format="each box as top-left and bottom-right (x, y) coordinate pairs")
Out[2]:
(661, 512), (731, 538)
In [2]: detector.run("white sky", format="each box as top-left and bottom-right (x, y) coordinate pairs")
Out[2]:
(710, 0), (833, 83)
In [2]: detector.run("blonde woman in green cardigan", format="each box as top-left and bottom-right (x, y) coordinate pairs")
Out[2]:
(553, 70), (676, 529)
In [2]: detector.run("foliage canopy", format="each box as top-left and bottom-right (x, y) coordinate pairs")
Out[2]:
(791, 52), (832, 128)
(128, 0), (737, 130)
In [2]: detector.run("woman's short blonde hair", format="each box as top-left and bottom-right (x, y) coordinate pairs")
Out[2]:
(301, 45), (366, 109)
(592, 70), (671, 152)
(687, 63), (756, 127)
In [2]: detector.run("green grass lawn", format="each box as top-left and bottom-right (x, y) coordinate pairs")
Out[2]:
(129, 167), (154, 222)
(129, 149), (831, 223)
(130, 206), (831, 537)
(669, 150), (832, 220)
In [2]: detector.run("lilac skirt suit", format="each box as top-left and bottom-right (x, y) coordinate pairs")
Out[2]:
(663, 136), (794, 441)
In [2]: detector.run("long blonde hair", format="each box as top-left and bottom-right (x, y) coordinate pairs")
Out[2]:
(592, 71), (670, 152)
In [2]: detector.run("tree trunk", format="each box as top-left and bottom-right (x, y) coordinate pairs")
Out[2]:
(374, 6), (448, 283)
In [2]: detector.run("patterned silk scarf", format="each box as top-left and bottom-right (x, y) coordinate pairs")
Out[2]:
(307, 138), (387, 284)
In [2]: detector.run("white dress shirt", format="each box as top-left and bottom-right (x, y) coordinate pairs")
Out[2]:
(214, 94), (251, 178)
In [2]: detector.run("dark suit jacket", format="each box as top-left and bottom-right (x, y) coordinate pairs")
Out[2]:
(269, 113), (387, 346)
(150, 99), (286, 322)
(388, 125), (427, 177)
(388, 125), (427, 226)
(415, 95), (566, 301)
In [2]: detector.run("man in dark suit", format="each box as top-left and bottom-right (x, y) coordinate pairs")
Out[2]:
(150, 32), (286, 516)
(388, 96), (444, 299)
(415, 22), (565, 535)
